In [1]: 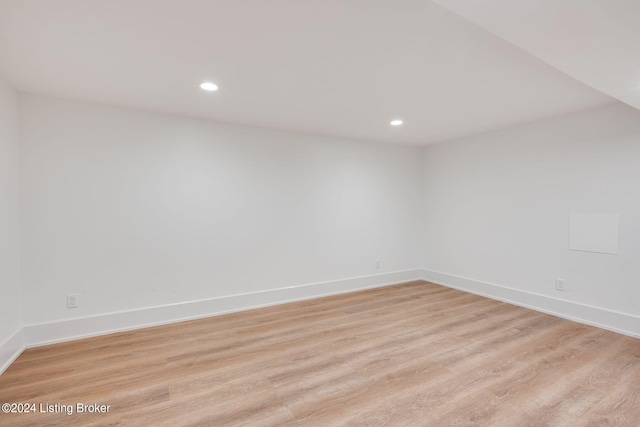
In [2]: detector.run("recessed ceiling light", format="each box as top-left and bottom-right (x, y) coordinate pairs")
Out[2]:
(200, 82), (219, 92)
(390, 119), (403, 126)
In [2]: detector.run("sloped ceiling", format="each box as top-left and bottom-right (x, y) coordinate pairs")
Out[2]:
(433, 0), (640, 115)
(0, 0), (615, 145)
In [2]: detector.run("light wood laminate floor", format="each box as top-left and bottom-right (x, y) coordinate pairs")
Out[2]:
(1, 281), (639, 426)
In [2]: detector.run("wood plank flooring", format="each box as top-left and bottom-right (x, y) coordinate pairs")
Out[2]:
(1, 281), (639, 426)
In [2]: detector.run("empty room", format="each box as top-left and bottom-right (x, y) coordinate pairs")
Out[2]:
(1, 1), (639, 426)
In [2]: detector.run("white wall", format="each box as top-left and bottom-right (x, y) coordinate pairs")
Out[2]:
(423, 103), (640, 333)
(0, 77), (22, 363)
(20, 94), (423, 326)
(13, 92), (640, 347)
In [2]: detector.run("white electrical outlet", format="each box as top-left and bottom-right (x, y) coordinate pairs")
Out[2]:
(555, 279), (565, 291)
(376, 260), (380, 269)
(67, 293), (79, 308)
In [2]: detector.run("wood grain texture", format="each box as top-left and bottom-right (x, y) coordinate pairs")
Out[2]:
(1, 281), (638, 426)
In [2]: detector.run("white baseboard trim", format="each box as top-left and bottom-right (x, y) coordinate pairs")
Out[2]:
(421, 269), (640, 338)
(23, 269), (424, 348)
(8, 267), (636, 376)
(0, 329), (25, 376)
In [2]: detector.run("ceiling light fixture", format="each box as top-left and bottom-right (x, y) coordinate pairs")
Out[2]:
(390, 119), (403, 126)
(200, 82), (219, 92)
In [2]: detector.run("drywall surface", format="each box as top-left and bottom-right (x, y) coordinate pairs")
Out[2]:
(423, 103), (640, 318)
(0, 78), (22, 348)
(20, 94), (423, 324)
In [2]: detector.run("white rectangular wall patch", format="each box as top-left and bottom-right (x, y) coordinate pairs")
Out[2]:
(569, 214), (619, 255)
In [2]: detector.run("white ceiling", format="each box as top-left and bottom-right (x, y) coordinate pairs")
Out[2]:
(0, 0), (617, 145)
(434, 0), (640, 118)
